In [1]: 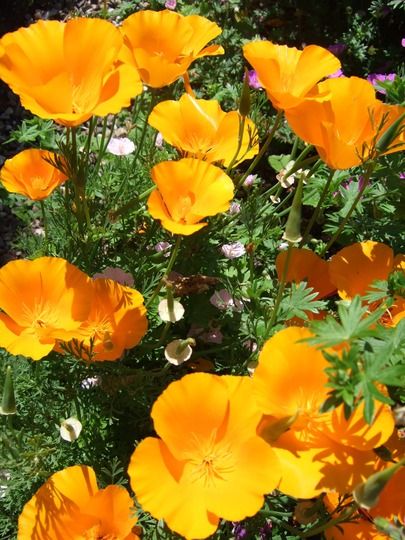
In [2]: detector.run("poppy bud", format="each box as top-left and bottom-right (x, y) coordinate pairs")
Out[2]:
(0, 366), (16, 415)
(282, 177), (303, 243)
(239, 70), (251, 117)
(376, 111), (405, 155)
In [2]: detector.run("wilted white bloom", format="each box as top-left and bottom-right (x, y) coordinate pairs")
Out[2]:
(270, 195), (281, 204)
(229, 201), (241, 214)
(221, 242), (246, 259)
(154, 241), (172, 257)
(80, 376), (101, 390)
(165, 339), (194, 365)
(155, 132), (164, 148)
(276, 160), (309, 188)
(210, 289), (243, 312)
(93, 267), (134, 286)
(158, 298), (185, 322)
(60, 417), (82, 442)
(243, 174), (257, 187)
(247, 360), (258, 376)
(165, 0), (177, 9)
(278, 241), (289, 250)
(106, 137), (135, 156)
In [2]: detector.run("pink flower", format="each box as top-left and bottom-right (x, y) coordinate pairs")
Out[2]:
(327, 43), (346, 56)
(328, 68), (344, 78)
(221, 242), (246, 259)
(93, 267), (134, 286)
(229, 202), (241, 214)
(106, 137), (136, 156)
(210, 289), (243, 312)
(243, 339), (257, 353)
(155, 132), (164, 148)
(247, 70), (262, 89)
(367, 73), (396, 94)
(165, 0), (176, 9)
(401, 38), (405, 47)
(243, 174), (257, 187)
(154, 241), (172, 257)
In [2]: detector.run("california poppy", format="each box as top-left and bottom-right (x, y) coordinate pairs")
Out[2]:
(0, 18), (142, 126)
(243, 41), (340, 111)
(148, 93), (258, 167)
(0, 257), (92, 360)
(0, 149), (67, 200)
(253, 327), (395, 499)
(147, 158), (234, 235)
(128, 373), (280, 539)
(18, 465), (140, 539)
(285, 77), (405, 169)
(120, 9), (224, 88)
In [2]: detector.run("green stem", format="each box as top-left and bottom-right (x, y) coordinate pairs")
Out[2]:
(110, 186), (155, 221)
(266, 242), (293, 334)
(132, 91), (157, 166)
(301, 169), (336, 245)
(146, 236), (182, 307)
(40, 200), (48, 245)
(301, 505), (358, 538)
(321, 162), (376, 256)
(237, 110), (283, 188)
(225, 114), (246, 175)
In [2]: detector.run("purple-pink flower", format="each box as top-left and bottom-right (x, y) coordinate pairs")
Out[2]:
(93, 267), (134, 286)
(221, 241), (246, 259)
(328, 68), (344, 79)
(165, 0), (176, 9)
(402, 38), (405, 48)
(327, 43), (346, 56)
(247, 69), (262, 89)
(367, 73), (396, 94)
(210, 289), (243, 312)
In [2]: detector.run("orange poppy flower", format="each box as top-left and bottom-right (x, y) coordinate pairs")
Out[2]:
(128, 373), (280, 539)
(120, 10), (224, 88)
(147, 158), (234, 235)
(252, 327), (395, 499)
(148, 93), (258, 167)
(0, 149), (67, 200)
(276, 248), (336, 299)
(0, 257), (93, 360)
(66, 277), (148, 361)
(242, 41), (340, 111)
(0, 18), (142, 126)
(285, 77), (405, 169)
(328, 241), (404, 300)
(18, 465), (140, 539)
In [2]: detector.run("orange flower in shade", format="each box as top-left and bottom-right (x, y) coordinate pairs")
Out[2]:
(120, 10), (224, 88)
(0, 149), (67, 200)
(285, 77), (405, 169)
(147, 158), (234, 235)
(242, 41), (340, 111)
(128, 373), (280, 539)
(0, 18), (142, 126)
(323, 465), (405, 539)
(148, 94), (259, 167)
(65, 278), (148, 361)
(276, 248), (336, 299)
(0, 257), (93, 360)
(18, 465), (140, 539)
(252, 327), (395, 499)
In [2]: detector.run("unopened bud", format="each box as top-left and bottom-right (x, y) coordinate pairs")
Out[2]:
(376, 111), (405, 155)
(0, 366), (16, 415)
(353, 459), (405, 510)
(282, 177), (303, 243)
(239, 69), (251, 117)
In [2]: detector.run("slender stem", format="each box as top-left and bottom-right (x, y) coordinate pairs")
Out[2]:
(321, 162), (376, 255)
(266, 242), (293, 334)
(110, 186), (155, 220)
(301, 505), (358, 538)
(289, 136), (299, 160)
(225, 114), (246, 174)
(146, 236), (182, 307)
(301, 169), (336, 245)
(237, 110), (283, 188)
(40, 200), (48, 245)
(132, 91), (157, 166)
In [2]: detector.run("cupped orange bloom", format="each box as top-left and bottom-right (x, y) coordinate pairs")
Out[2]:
(128, 373), (280, 539)
(285, 77), (405, 169)
(329, 241), (404, 300)
(0, 257), (93, 360)
(120, 10), (224, 88)
(0, 18), (142, 126)
(65, 277), (148, 361)
(252, 327), (395, 499)
(276, 248), (336, 299)
(148, 93), (258, 167)
(242, 41), (340, 111)
(147, 158), (234, 235)
(18, 465), (140, 539)
(0, 149), (67, 200)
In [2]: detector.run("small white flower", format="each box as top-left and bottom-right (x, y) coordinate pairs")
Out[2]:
(60, 417), (82, 442)
(80, 376), (101, 390)
(210, 289), (244, 312)
(243, 339), (258, 353)
(221, 242), (246, 259)
(243, 174), (257, 187)
(270, 195), (281, 204)
(106, 137), (136, 156)
(93, 267), (134, 287)
(154, 241), (172, 257)
(229, 202), (241, 214)
(155, 132), (164, 148)
(158, 299), (185, 322)
(165, 339), (194, 365)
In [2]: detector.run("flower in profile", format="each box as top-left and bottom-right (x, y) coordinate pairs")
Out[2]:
(243, 174), (257, 187)
(252, 327), (395, 499)
(120, 10), (224, 88)
(158, 298), (185, 322)
(60, 417), (82, 442)
(0, 18), (142, 126)
(69, 278), (148, 361)
(148, 94), (258, 167)
(247, 69), (262, 89)
(147, 158), (234, 235)
(221, 242), (246, 259)
(128, 373), (280, 539)
(367, 73), (396, 94)
(106, 137), (136, 156)
(93, 267), (134, 287)
(0, 257), (92, 360)
(164, 338), (194, 365)
(0, 149), (67, 200)
(18, 465), (139, 539)
(243, 41), (340, 110)
(285, 77), (405, 169)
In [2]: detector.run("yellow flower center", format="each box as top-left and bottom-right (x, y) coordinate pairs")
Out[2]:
(31, 175), (48, 190)
(173, 192), (195, 223)
(22, 300), (59, 335)
(83, 524), (116, 540)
